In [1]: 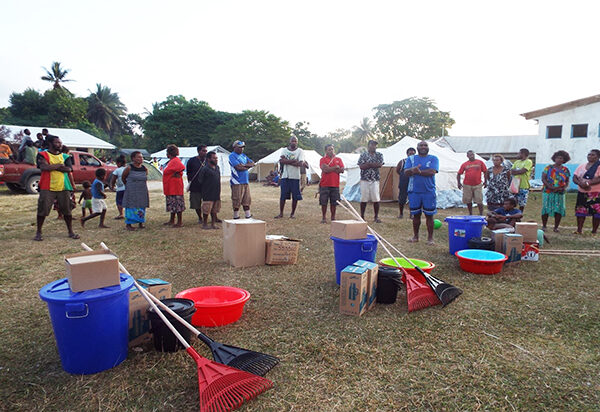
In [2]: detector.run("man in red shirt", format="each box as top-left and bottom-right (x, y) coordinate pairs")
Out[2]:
(457, 150), (488, 215)
(319, 144), (345, 223)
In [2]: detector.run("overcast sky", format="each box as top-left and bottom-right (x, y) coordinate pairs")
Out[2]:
(1, 0), (599, 137)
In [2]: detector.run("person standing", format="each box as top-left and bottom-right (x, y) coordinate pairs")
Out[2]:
(404, 140), (439, 245)
(162, 144), (186, 227)
(186, 144), (207, 223)
(319, 144), (345, 223)
(34, 133), (45, 149)
(511, 148), (533, 212)
(573, 149), (600, 235)
(33, 135), (79, 241)
(457, 150), (488, 215)
(396, 147), (416, 219)
(22, 139), (38, 165)
(229, 140), (255, 219)
(18, 129), (33, 161)
(0, 137), (13, 164)
(485, 154), (511, 211)
(80, 168), (109, 228)
(122, 151), (149, 231)
(275, 137), (307, 218)
(541, 150), (571, 232)
(110, 155), (127, 219)
(358, 140), (384, 222)
(198, 151), (222, 229)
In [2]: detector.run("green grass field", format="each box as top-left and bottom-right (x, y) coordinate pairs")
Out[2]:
(0, 183), (598, 411)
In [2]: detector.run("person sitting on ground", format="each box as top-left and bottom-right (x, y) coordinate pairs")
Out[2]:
(264, 170), (280, 186)
(486, 197), (522, 230)
(78, 181), (93, 217)
(80, 168), (109, 228)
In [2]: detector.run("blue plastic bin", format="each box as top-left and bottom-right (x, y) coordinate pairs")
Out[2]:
(331, 234), (378, 285)
(445, 216), (487, 255)
(39, 274), (134, 374)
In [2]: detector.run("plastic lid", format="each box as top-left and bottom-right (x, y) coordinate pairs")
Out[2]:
(378, 266), (401, 277)
(330, 234), (377, 242)
(147, 298), (196, 318)
(39, 273), (134, 303)
(444, 216), (486, 222)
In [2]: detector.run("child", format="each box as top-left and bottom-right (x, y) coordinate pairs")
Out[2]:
(486, 197), (523, 230)
(80, 169), (109, 228)
(79, 181), (93, 217)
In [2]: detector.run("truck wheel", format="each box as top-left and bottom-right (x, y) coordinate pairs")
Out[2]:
(6, 183), (25, 193)
(25, 174), (40, 194)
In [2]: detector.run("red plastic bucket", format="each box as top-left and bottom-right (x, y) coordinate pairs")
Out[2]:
(175, 286), (250, 327)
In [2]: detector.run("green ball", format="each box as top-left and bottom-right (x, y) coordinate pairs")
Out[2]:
(433, 219), (442, 229)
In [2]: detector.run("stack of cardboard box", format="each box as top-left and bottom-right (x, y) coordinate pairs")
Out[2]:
(128, 279), (172, 347)
(491, 222), (540, 263)
(339, 260), (378, 316)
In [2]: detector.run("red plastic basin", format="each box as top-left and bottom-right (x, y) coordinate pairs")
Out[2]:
(455, 249), (507, 275)
(175, 286), (250, 327)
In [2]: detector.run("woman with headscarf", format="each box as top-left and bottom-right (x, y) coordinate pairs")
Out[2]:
(541, 150), (571, 232)
(162, 144), (186, 227)
(485, 154), (511, 211)
(573, 149), (600, 235)
(121, 151), (149, 231)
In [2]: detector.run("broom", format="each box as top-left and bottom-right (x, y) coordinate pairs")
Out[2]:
(81, 243), (273, 412)
(335, 200), (441, 311)
(98, 243), (279, 376)
(338, 196), (462, 307)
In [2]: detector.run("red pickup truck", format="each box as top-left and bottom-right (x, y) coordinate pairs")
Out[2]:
(0, 151), (117, 194)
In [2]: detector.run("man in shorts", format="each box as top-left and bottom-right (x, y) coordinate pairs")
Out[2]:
(358, 140), (384, 222)
(511, 148), (533, 212)
(34, 135), (79, 241)
(198, 151), (221, 229)
(457, 150), (487, 215)
(319, 144), (345, 223)
(275, 137), (307, 219)
(186, 144), (207, 223)
(404, 140), (439, 245)
(228, 140), (254, 219)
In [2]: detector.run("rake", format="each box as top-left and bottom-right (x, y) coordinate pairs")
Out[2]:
(338, 196), (462, 307)
(82, 243), (273, 412)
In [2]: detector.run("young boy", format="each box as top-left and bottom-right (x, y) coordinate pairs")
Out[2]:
(78, 181), (93, 217)
(486, 197), (523, 230)
(80, 169), (109, 228)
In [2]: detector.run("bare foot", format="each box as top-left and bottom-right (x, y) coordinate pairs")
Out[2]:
(126, 225), (136, 231)
(553, 228), (559, 233)
(427, 239), (435, 246)
(99, 225), (110, 229)
(274, 214), (283, 219)
(33, 232), (43, 241)
(374, 218), (382, 223)
(80, 218), (85, 228)
(202, 225), (211, 230)
(289, 215), (295, 219)
(321, 219), (327, 224)
(172, 223), (183, 228)
(408, 237), (419, 243)
(138, 224), (145, 229)
(68, 232), (80, 239)
(163, 221), (174, 226)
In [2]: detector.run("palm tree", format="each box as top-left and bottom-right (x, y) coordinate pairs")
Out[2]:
(87, 84), (127, 137)
(41, 62), (74, 90)
(353, 117), (373, 144)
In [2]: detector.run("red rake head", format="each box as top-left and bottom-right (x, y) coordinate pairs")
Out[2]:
(187, 348), (273, 412)
(404, 271), (441, 313)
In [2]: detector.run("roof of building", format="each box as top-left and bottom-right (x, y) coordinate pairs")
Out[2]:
(436, 135), (538, 157)
(119, 148), (151, 157)
(521, 94), (600, 120)
(1, 125), (115, 150)
(150, 145), (230, 158)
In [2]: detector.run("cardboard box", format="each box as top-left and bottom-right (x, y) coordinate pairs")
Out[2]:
(504, 234), (523, 263)
(352, 260), (378, 310)
(492, 228), (514, 253)
(330, 220), (368, 240)
(223, 219), (266, 267)
(339, 265), (369, 316)
(64, 250), (120, 292)
(265, 235), (301, 265)
(516, 222), (538, 243)
(128, 279), (172, 347)
(521, 242), (540, 262)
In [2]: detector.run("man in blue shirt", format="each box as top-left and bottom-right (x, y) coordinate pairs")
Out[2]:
(404, 141), (439, 245)
(228, 140), (255, 219)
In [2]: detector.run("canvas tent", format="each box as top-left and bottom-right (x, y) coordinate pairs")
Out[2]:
(342, 136), (484, 209)
(151, 146), (231, 177)
(251, 148), (323, 182)
(2, 125), (115, 151)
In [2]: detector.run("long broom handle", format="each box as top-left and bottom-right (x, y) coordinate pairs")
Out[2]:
(81, 243), (192, 350)
(96, 242), (205, 339)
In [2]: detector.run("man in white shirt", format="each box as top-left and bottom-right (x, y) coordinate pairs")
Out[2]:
(275, 137), (307, 218)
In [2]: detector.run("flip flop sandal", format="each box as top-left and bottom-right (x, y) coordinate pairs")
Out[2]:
(68, 233), (80, 239)
(33, 234), (43, 241)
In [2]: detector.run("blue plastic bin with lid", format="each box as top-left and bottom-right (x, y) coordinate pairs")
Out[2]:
(39, 274), (134, 374)
(445, 216), (487, 255)
(331, 234), (378, 285)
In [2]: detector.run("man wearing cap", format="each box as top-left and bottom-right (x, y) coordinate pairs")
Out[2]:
(228, 140), (255, 219)
(275, 136), (308, 218)
(358, 140), (384, 222)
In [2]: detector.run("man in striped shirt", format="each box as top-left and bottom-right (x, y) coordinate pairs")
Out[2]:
(228, 140), (255, 219)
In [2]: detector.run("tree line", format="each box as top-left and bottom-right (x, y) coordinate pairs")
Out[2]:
(0, 61), (455, 160)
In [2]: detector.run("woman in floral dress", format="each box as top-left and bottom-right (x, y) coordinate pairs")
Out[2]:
(541, 150), (570, 232)
(573, 149), (600, 235)
(485, 154), (511, 211)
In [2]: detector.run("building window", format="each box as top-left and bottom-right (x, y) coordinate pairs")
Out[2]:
(546, 125), (562, 139)
(571, 124), (588, 138)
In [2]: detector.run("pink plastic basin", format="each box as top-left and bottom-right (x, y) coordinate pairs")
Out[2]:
(175, 286), (250, 327)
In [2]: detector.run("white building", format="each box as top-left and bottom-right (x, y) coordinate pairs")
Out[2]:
(521, 94), (600, 184)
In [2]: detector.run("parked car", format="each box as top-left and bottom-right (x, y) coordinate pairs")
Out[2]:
(0, 151), (117, 194)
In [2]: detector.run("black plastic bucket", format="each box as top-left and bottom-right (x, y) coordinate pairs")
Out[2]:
(148, 298), (196, 352)
(376, 266), (402, 304)
(467, 236), (495, 251)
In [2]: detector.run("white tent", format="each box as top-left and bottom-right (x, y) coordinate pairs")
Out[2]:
(251, 148), (323, 182)
(2, 125), (115, 151)
(151, 146), (231, 177)
(342, 137), (484, 208)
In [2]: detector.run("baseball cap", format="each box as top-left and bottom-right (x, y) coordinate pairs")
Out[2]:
(233, 140), (245, 148)
(368, 139), (378, 145)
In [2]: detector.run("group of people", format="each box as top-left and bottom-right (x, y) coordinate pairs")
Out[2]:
(0, 128), (53, 165)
